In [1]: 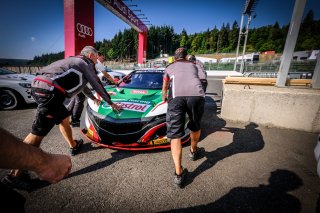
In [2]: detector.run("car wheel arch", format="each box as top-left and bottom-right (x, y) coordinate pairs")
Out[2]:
(0, 88), (25, 110)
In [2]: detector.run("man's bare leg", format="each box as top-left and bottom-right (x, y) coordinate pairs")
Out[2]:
(171, 138), (182, 175)
(59, 116), (76, 148)
(190, 130), (201, 153)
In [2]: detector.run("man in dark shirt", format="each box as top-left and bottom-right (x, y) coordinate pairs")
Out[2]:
(67, 51), (118, 127)
(188, 54), (208, 93)
(1, 46), (121, 191)
(162, 47), (205, 188)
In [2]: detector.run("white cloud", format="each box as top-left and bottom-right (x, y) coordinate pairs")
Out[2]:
(30, 37), (36, 42)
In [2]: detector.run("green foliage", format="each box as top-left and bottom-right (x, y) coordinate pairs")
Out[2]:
(29, 10), (319, 65)
(29, 51), (64, 66)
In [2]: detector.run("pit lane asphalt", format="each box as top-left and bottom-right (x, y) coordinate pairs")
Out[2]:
(0, 97), (319, 213)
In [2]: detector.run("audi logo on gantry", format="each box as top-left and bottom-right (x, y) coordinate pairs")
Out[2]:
(76, 23), (93, 37)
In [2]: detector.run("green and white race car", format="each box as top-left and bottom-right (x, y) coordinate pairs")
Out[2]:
(81, 69), (190, 150)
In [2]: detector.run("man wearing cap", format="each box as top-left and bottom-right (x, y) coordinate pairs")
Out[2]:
(162, 47), (206, 187)
(1, 46), (121, 191)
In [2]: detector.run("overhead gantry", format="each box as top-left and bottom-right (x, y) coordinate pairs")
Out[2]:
(64, 0), (148, 65)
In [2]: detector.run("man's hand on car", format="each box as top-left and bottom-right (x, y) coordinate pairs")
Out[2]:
(111, 103), (122, 112)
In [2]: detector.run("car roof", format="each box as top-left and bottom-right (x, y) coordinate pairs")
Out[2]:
(133, 68), (165, 74)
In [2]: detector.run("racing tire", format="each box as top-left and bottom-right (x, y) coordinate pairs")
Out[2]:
(0, 89), (20, 110)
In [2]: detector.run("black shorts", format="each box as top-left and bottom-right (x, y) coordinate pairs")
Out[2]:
(166, 96), (205, 139)
(31, 87), (70, 136)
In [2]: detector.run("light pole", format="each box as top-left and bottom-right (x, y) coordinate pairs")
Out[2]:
(240, 14), (252, 73)
(233, 0), (259, 72)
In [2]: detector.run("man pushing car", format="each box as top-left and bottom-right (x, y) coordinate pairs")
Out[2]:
(1, 46), (121, 191)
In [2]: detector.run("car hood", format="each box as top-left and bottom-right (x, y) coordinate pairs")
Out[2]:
(88, 87), (167, 120)
(0, 74), (35, 82)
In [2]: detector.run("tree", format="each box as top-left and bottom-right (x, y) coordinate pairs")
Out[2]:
(30, 9), (319, 65)
(219, 23), (229, 52)
(180, 29), (188, 48)
(228, 21), (239, 51)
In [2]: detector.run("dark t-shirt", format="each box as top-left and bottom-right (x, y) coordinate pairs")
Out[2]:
(32, 56), (112, 105)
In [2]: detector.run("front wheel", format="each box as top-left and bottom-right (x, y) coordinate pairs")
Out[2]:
(0, 89), (19, 110)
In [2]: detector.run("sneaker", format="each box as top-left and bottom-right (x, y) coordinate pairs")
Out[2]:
(70, 121), (80, 128)
(1, 171), (50, 191)
(1, 174), (33, 191)
(174, 168), (188, 188)
(188, 147), (205, 161)
(70, 139), (84, 156)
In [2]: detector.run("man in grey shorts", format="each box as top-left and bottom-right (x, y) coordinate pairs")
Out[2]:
(1, 46), (121, 191)
(162, 47), (205, 187)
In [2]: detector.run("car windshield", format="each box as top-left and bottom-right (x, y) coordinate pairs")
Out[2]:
(119, 71), (163, 90)
(0, 68), (15, 75)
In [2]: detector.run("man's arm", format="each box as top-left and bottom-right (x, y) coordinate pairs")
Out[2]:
(82, 65), (121, 111)
(0, 128), (72, 183)
(162, 79), (169, 102)
(82, 86), (101, 106)
(101, 70), (117, 85)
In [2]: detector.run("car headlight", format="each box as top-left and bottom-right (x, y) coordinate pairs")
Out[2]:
(19, 83), (31, 88)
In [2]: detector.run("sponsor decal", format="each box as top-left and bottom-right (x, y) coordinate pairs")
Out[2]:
(131, 90), (148, 95)
(102, 101), (150, 113)
(151, 138), (168, 145)
(108, 91), (116, 96)
(100, 0), (147, 32)
(76, 23), (93, 38)
(87, 129), (94, 139)
(109, 99), (151, 104)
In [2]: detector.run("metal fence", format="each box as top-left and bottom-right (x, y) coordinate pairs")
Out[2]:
(1, 66), (42, 74)
(203, 60), (317, 72)
(244, 72), (313, 79)
(1, 60), (316, 75)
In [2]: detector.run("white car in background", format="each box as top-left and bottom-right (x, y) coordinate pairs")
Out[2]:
(0, 67), (35, 110)
(98, 67), (125, 85)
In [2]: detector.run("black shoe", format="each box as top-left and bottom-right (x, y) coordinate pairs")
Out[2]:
(173, 167), (188, 188)
(70, 139), (84, 156)
(70, 121), (80, 128)
(188, 147), (205, 161)
(1, 174), (33, 191)
(1, 171), (51, 192)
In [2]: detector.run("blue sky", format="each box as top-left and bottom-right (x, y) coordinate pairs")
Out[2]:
(0, 0), (319, 60)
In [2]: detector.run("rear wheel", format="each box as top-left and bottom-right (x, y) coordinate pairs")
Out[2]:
(0, 89), (19, 110)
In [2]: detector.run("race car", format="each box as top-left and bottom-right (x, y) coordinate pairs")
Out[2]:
(0, 67), (35, 110)
(81, 69), (190, 150)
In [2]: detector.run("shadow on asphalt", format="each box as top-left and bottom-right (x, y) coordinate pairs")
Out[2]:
(75, 142), (103, 155)
(161, 169), (303, 213)
(66, 150), (136, 179)
(183, 95), (266, 189)
(67, 147), (169, 179)
(185, 122), (265, 188)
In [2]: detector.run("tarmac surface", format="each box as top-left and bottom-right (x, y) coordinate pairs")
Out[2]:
(0, 96), (319, 212)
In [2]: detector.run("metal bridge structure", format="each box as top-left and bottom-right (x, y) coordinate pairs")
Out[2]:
(64, 0), (148, 65)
